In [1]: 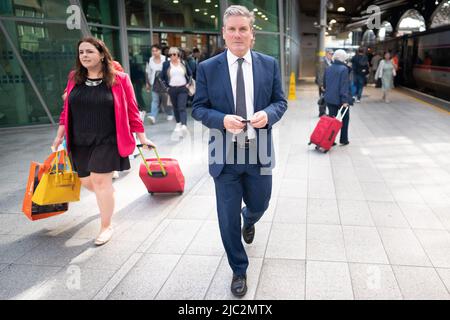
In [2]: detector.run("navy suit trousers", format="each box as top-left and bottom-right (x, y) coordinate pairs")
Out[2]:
(213, 146), (272, 276)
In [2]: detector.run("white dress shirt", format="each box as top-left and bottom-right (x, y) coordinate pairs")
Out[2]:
(227, 49), (256, 140)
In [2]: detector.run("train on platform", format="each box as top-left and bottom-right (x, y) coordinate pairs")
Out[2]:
(374, 25), (450, 101)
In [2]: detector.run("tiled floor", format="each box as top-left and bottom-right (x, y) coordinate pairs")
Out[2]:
(0, 83), (450, 300)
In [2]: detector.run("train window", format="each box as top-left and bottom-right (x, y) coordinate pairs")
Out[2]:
(430, 0), (450, 28)
(416, 31), (450, 67)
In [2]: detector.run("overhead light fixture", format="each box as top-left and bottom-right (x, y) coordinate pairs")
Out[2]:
(265, 18), (268, 21)
(204, 12), (208, 15)
(195, 9), (200, 12)
(211, 15), (216, 19)
(215, 4), (218, 7)
(173, 0), (179, 3)
(337, 7), (345, 12)
(330, 19), (337, 24)
(258, 12), (262, 15)
(253, 8), (258, 12)
(205, 0), (211, 3)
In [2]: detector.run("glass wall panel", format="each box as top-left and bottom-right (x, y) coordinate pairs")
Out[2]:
(128, 31), (152, 111)
(229, 0), (278, 32)
(90, 26), (121, 62)
(126, 0), (150, 28)
(153, 32), (218, 59)
(81, 0), (119, 26)
(253, 33), (279, 61)
(0, 20), (82, 127)
(152, 0), (220, 31)
(0, 0), (72, 20)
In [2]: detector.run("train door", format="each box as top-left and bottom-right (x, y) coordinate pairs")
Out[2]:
(403, 37), (416, 86)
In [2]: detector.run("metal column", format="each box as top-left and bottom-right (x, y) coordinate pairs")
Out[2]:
(278, 0), (286, 93)
(318, 0), (327, 61)
(70, 0), (91, 37)
(118, 0), (130, 73)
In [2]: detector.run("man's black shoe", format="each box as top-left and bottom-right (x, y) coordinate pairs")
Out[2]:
(231, 274), (247, 297)
(340, 141), (350, 146)
(242, 224), (255, 244)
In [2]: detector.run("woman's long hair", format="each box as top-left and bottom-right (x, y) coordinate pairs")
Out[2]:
(73, 37), (117, 87)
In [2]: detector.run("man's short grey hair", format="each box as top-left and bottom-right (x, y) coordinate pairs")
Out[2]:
(223, 5), (255, 28)
(326, 49), (334, 54)
(333, 49), (348, 62)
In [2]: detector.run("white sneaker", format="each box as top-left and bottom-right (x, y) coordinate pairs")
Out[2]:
(112, 171), (119, 179)
(174, 123), (182, 132)
(356, 99), (361, 103)
(181, 125), (188, 133)
(147, 116), (156, 124)
(167, 115), (174, 121)
(94, 226), (114, 246)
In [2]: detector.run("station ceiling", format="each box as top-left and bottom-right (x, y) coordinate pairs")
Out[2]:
(298, 0), (433, 35)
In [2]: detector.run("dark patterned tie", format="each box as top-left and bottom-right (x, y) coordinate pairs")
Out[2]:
(236, 58), (247, 132)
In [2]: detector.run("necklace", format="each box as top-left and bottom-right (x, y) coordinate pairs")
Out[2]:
(85, 78), (103, 86)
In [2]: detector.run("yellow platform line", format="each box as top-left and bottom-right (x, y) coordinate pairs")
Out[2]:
(396, 89), (450, 115)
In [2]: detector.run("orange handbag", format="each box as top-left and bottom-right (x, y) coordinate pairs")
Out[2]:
(22, 152), (69, 221)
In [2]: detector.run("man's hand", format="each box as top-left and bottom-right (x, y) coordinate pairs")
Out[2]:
(250, 111), (268, 128)
(224, 115), (246, 134)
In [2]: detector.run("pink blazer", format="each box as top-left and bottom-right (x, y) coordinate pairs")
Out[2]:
(59, 71), (145, 157)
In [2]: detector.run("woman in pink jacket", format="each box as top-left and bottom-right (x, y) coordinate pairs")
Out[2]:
(52, 37), (155, 246)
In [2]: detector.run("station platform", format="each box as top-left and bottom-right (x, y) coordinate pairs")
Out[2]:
(0, 83), (450, 300)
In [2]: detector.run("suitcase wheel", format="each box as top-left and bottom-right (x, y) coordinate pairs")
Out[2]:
(323, 150), (329, 154)
(308, 142), (312, 145)
(149, 192), (154, 196)
(178, 191), (183, 195)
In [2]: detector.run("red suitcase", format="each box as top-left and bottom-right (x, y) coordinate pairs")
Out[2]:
(309, 106), (348, 153)
(137, 145), (185, 195)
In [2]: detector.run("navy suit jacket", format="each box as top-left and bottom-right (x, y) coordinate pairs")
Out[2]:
(192, 50), (287, 178)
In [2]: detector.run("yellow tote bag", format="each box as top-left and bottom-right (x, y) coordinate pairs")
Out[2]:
(32, 150), (81, 206)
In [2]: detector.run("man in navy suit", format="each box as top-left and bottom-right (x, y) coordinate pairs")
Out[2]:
(192, 5), (287, 297)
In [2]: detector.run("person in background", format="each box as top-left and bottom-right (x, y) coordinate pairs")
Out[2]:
(350, 47), (369, 103)
(161, 47), (193, 135)
(52, 37), (155, 246)
(375, 51), (396, 103)
(145, 44), (173, 124)
(315, 48), (333, 117)
(369, 51), (382, 85)
(323, 49), (351, 146)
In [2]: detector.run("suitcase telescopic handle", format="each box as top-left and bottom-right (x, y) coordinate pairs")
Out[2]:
(336, 105), (349, 121)
(136, 144), (167, 177)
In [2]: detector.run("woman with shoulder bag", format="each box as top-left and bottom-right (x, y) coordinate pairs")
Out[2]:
(161, 47), (193, 135)
(52, 37), (156, 246)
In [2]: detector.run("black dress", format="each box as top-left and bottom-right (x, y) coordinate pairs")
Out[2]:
(68, 78), (130, 178)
